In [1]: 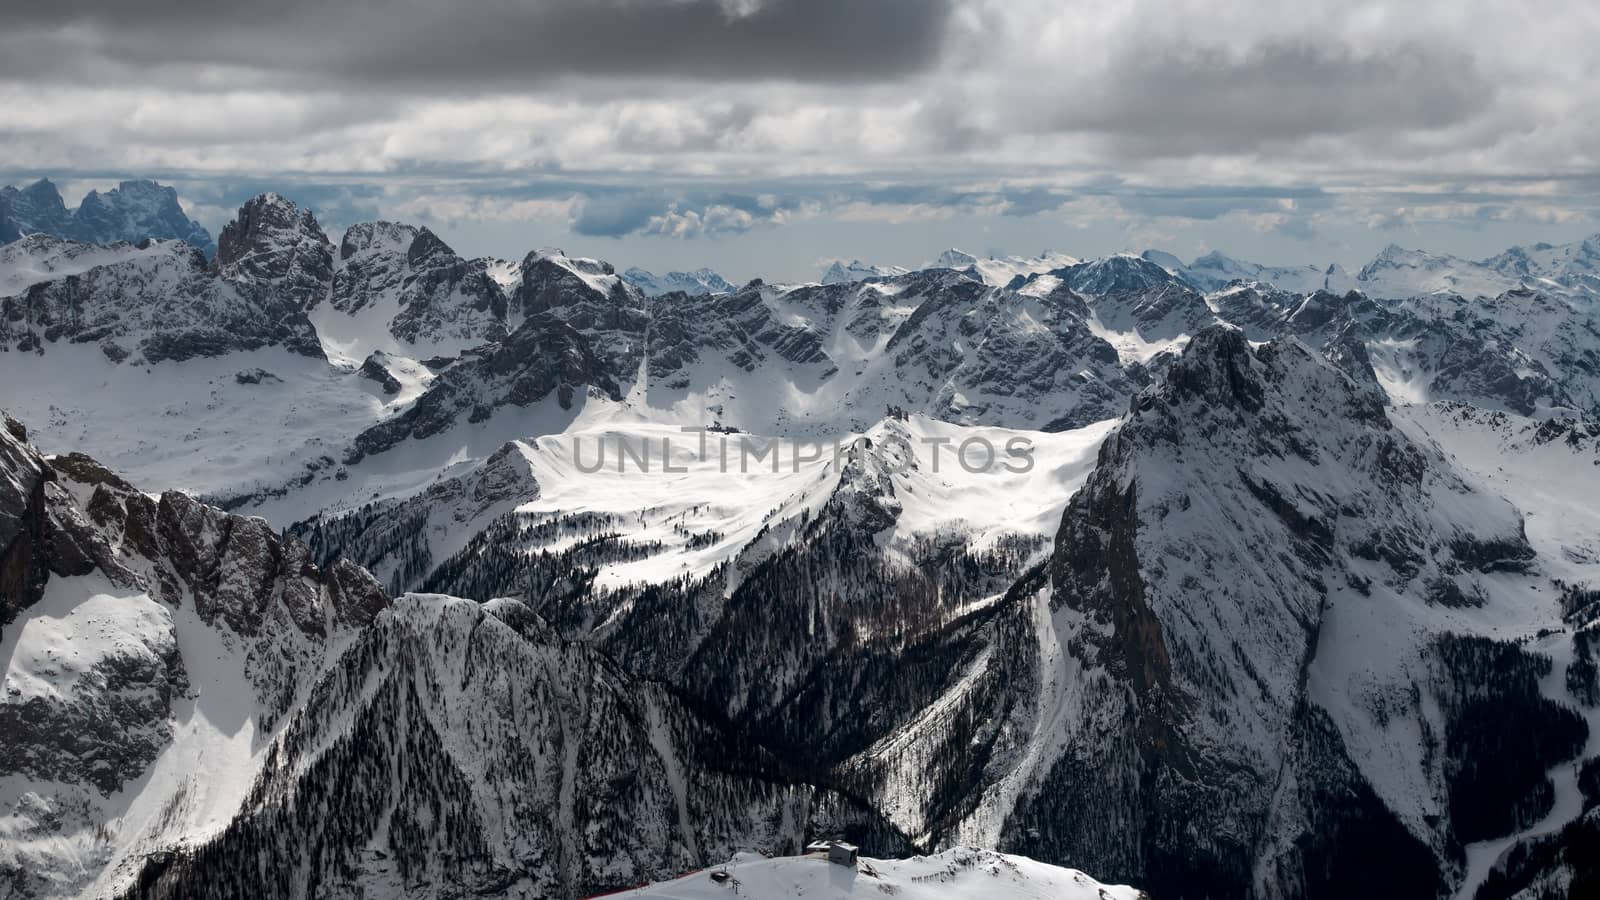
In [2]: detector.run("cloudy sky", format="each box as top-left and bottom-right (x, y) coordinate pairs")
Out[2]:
(4, 0), (1599, 280)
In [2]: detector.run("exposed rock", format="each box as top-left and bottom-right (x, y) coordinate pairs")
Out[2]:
(356, 352), (402, 394)
(233, 368), (281, 385)
(1003, 327), (1558, 897)
(347, 314), (621, 462)
(212, 193), (334, 310)
(1, 234), (323, 362)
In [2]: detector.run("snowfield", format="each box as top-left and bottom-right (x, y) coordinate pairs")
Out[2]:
(608, 847), (1144, 900)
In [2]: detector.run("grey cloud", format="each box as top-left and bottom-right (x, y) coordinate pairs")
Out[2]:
(573, 191), (673, 238)
(997, 189), (1070, 217)
(569, 182), (1079, 238)
(3, 0), (954, 87)
(1271, 215), (1318, 241)
(571, 188), (800, 238)
(1107, 185), (1334, 221)
(1058, 42), (1495, 156)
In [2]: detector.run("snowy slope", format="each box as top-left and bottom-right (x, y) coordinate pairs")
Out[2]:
(0, 234), (171, 297)
(617, 847), (1144, 900)
(0, 345), (414, 504)
(292, 414), (1114, 599)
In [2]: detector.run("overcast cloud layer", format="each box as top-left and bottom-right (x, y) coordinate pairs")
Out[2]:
(3, 0), (1599, 279)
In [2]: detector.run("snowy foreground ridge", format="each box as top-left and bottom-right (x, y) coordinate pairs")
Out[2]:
(609, 848), (1145, 900)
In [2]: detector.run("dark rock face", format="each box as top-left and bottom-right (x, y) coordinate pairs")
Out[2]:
(292, 440), (540, 596)
(212, 193), (334, 309)
(1056, 255), (1190, 297)
(1209, 282), (1304, 341)
(357, 351), (403, 394)
(0, 238), (324, 362)
(330, 221), (417, 313)
(0, 615), (188, 795)
(388, 256), (509, 347)
(1272, 286), (1600, 418)
(513, 251), (649, 377)
(331, 222), (510, 348)
(998, 327), (1570, 898)
(888, 278), (1137, 430)
(0, 418), (391, 791)
(233, 367), (281, 385)
(0, 411), (52, 624)
(348, 313), (621, 462)
(647, 282), (833, 380)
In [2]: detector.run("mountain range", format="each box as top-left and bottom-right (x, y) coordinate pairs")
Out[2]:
(2, 187), (1599, 899)
(0, 179), (214, 255)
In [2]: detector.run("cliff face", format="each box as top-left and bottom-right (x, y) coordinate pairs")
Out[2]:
(998, 328), (1583, 898)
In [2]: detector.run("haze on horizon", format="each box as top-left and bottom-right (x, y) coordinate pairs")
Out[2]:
(4, 0), (1599, 281)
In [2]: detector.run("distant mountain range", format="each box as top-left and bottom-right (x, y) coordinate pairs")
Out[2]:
(621, 265), (736, 297)
(0, 178), (214, 254)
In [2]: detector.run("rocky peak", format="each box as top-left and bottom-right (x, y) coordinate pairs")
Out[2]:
(69, 179), (214, 254)
(327, 220), (510, 350)
(213, 193), (334, 308)
(1016, 322), (1545, 896)
(338, 220), (417, 260)
(934, 248), (980, 268)
(1057, 254), (1183, 296)
(0, 179), (72, 243)
(1, 236), (323, 362)
(405, 226), (454, 267)
(1157, 325), (1267, 412)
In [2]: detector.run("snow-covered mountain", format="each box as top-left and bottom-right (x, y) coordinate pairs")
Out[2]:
(0, 415), (915, 900)
(820, 259), (911, 284)
(318, 220), (512, 359)
(0, 233), (322, 363)
(1351, 235), (1600, 301)
(622, 265), (735, 297)
(5, 187), (1600, 899)
(926, 248), (1080, 286)
(1150, 249), (1355, 294)
(1481, 234), (1600, 297)
(995, 328), (1589, 898)
(0, 178), (213, 254)
(212, 192), (335, 310)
